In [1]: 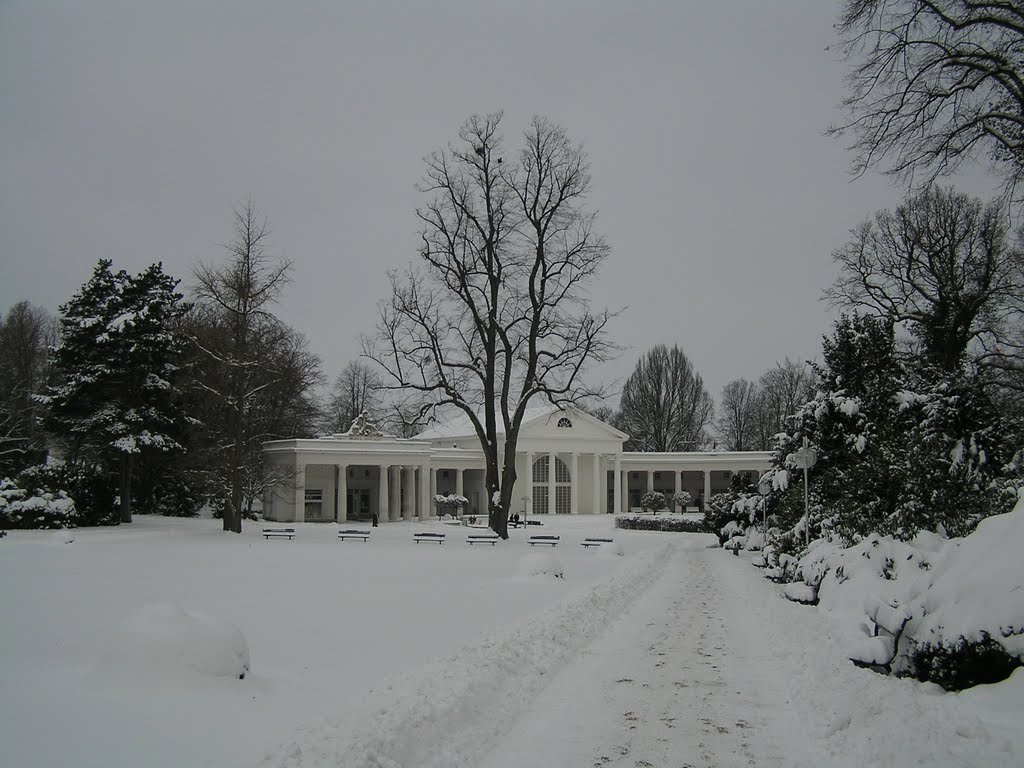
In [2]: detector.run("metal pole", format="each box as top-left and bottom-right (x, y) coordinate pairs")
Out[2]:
(803, 465), (809, 547)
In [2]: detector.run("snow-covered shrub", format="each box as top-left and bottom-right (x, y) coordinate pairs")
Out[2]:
(94, 603), (250, 683)
(891, 497), (1024, 689)
(615, 515), (704, 533)
(518, 552), (564, 579)
(639, 491), (666, 514)
(18, 462), (118, 526)
(773, 494), (1024, 690)
(668, 489), (692, 513)
(907, 634), (1021, 691)
(703, 484), (760, 544)
(434, 494), (468, 517)
(0, 476), (77, 529)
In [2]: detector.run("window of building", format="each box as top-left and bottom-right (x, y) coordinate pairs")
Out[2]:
(557, 417), (572, 428)
(304, 489), (323, 520)
(531, 455), (572, 514)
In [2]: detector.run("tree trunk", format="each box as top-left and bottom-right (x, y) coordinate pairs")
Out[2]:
(118, 453), (133, 524)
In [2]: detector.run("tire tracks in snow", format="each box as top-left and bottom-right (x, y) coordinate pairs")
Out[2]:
(480, 543), (826, 768)
(257, 542), (674, 768)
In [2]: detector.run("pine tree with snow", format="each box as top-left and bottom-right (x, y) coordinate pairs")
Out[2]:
(39, 260), (188, 523)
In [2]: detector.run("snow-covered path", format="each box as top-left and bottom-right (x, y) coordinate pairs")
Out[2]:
(480, 541), (824, 768)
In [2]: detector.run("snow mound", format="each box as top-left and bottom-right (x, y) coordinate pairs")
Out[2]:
(598, 540), (625, 557)
(94, 603), (250, 683)
(518, 551), (564, 579)
(897, 496), (1024, 666)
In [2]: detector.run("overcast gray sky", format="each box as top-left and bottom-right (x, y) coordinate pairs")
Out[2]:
(0, 1), (998, 404)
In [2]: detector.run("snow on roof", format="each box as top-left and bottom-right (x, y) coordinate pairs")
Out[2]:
(416, 403), (565, 441)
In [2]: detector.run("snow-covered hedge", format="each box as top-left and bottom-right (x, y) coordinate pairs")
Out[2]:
(615, 515), (704, 533)
(0, 476), (77, 529)
(757, 493), (1024, 691)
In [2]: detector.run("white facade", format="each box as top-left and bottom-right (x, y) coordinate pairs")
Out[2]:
(262, 405), (773, 523)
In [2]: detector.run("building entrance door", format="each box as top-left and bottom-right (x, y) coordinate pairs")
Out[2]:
(347, 489), (371, 521)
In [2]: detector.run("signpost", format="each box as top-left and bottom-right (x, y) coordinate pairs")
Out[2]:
(757, 475), (772, 534)
(791, 439), (817, 546)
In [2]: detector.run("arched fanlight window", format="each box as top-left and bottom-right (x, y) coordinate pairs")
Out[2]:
(557, 417), (572, 428)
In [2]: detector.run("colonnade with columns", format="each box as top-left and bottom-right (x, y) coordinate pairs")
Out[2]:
(274, 453), (771, 523)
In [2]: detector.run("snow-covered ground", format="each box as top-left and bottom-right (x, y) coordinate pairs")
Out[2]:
(0, 515), (1019, 767)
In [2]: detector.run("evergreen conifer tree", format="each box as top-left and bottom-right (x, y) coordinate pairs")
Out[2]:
(40, 260), (188, 523)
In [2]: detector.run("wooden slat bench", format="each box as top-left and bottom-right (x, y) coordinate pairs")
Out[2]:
(413, 532), (446, 544)
(528, 535), (560, 547)
(467, 534), (499, 546)
(263, 528), (295, 540)
(580, 538), (613, 549)
(337, 529), (371, 542)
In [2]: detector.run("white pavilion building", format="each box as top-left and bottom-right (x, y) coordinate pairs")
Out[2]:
(261, 405), (772, 523)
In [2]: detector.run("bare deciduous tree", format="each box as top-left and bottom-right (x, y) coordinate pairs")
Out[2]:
(0, 301), (56, 473)
(617, 345), (713, 452)
(831, 0), (1024, 195)
(753, 358), (816, 449)
(825, 186), (1023, 373)
(192, 200), (296, 533)
(365, 113), (615, 539)
(717, 378), (759, 451)
(323, 361), (381, 434)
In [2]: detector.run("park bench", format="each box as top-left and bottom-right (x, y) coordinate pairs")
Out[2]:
(467, 534), (499, 546)
(413, 532), (446, 544)
(525, 519), (543, 526)
(337, 529), (371, 542)
(263, 528), (295, 540)
(580, 538), (613, 549)
(528, 535), (560, 547)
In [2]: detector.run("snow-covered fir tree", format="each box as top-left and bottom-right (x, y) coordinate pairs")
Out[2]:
(39, 260), (188, 523)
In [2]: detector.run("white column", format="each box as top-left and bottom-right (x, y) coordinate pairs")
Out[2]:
(621, 469), (629, 512)
(613, 455), (622, 514)
(703, 469), (712, 507)
(525, 451), (534, 516)
(402, 466), (414, 520)
(419, 464), (431, 520)
(592, 454), (602, 514)
(456, 468), (464, 498)
(548, 451), (556, 515)
(646, 468), (654, 495)
(337, 464), (348, 522)
(570, 453), (579, 514)
(389, 465), (401, 521)
(428, 466), (437, 518)
(378, 464), (389, 524)
(294, 461), (306, 523)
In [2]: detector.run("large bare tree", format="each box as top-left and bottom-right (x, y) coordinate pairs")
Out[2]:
(365, 113), (614, 538)
(192, 200), (297, 533)
(825, 186), (1023, 373)
(323, 360), (381, 434)
(617, 345), (713, 452)
(752, 358), (816, 449)
(831, 0), (1024, 195)
(717, 378), (759, 451)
